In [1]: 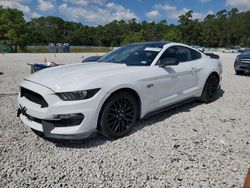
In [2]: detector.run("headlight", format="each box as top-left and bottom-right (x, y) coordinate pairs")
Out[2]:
(56, 88), (100, 101)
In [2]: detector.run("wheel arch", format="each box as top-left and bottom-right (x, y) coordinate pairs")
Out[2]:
(201, 71), (220, 94)
(97, 87), (142, 131)
(207, 71), (220, 81)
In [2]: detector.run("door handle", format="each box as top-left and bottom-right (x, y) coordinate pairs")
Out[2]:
(191, 68), (196, 74)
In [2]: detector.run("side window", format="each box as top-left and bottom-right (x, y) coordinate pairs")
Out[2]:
(158, 46), (192, 64)
(190, 49), (202, 60)
(175, 46), (192, 62)
(158, 46), (177, 65)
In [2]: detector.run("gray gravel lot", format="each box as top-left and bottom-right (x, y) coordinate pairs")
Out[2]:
(0, 52), (249, 187)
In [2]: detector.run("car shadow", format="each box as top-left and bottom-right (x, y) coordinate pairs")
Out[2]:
(52, 88), (225, 149)
(0, 72), (3, 75)
(235, 72), (250, 77)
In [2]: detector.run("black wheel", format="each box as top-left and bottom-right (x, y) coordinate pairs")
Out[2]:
(99, 92), (139, 138)
(201, 74), (219, 103)
(235, 70), (244, 75)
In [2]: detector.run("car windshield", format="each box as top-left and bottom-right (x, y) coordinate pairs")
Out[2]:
(98, 44), (163, 66)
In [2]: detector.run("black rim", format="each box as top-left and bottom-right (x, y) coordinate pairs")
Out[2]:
(106, 97), (136, 134)
(207, 76), (218, 99)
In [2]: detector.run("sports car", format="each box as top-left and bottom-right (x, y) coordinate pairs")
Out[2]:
(234, 51), (250, 75)
(222, 48), (238, 53)
(17, 42), (222, 139)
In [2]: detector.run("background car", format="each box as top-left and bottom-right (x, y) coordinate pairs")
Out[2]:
(241, 48), (250, 53)
(17, 42), (222, 140)
(222, 47), (238, 53)
(193, 45), (205, 53)
(234, 51), (250, 75)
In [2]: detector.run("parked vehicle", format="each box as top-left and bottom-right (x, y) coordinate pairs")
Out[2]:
(17, 42), (222, 139)
(193, 45), (205, 53)
(28, 63), (54, 74)
(82, 56), (102, 63)
(234, 51), (250, 75)
(222, 47), (238, 53)
(238, 48), (246, 53)
(241, 48), (250, 53)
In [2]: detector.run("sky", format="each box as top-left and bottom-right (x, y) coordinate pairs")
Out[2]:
(0, 0), (250, 25)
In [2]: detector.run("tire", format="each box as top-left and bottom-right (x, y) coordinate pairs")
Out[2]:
(99, 91), (139, 138)
(200, 74), (219, 103)
(235, 70), (244, 75)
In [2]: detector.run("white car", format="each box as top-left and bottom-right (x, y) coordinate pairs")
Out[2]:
(222, 48), (238, 53)
(193, 45), (205, 53)
(17, 42), (222, 139)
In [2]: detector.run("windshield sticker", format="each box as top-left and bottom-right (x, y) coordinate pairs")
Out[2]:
(144, 47), (162, 52)
(141, 61), (147, 64)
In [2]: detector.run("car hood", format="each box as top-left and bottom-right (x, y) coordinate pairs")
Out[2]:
(25, 62), (129, 92)
(239, 52), (250, 59)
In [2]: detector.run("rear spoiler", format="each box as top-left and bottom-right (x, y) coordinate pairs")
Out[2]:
(204, 53), (220, 59)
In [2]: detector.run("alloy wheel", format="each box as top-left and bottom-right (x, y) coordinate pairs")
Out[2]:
(107, 97), (136, 134)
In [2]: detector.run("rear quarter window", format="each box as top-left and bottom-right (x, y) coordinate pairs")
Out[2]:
(190, 49), (202, 60)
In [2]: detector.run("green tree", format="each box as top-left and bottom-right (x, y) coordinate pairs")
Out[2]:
(201, 14), (219, 47)
(178, 10), (195, 44)
(28, 16), (65, 44)
(164, 27), (182, 42)
(141, 21), (168, 41)
(122, 32), (144, 44)
(0, 6), (29, 52)
(2, 6), (250, 50)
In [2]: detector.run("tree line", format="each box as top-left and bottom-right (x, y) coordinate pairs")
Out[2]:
(0, 6), (250, 52)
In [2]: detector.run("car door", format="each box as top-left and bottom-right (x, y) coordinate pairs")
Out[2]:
(153, 46), (199, 109)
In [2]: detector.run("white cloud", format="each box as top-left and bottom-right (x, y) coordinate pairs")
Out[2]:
(58, 2), (139, 25)
(105, 2), (138, 21)
(156, 4), (177, 12)
(0, 0), (40, 20)
(147, 3), (213, 21)
(207, 10), (214, 15)
(153, 4), (185, 20)
(0, 0), (31, 14)
(37, 0), (54, 12)
(63, 0), (105, 6)
(31, 11), (42, 18)
(226, 0), (250, 11)
(145, 10), (161, 19)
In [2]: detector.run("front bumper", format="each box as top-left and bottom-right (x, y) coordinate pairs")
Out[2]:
(234, 62), (250, 71)
(19, 114), (96, 139)
(18, 80), (102, 139)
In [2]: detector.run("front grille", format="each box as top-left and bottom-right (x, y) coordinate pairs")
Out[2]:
(21, 87), (48, 108)
(241, 59), (250, 63)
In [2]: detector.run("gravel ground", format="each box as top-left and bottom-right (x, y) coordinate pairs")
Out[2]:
(0, 52), (249, 187)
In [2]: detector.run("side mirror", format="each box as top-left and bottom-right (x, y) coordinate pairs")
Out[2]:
(158, 58), (179, 67)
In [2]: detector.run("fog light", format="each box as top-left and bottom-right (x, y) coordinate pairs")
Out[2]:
(55, 113), (84, 119)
